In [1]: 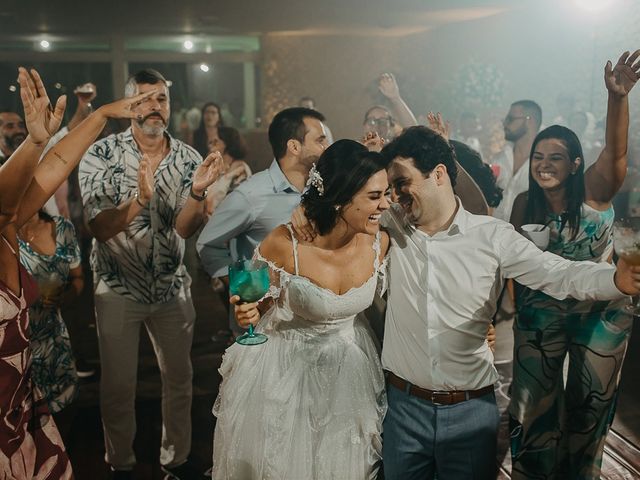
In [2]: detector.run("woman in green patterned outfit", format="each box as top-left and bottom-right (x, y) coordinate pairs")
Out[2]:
(509, 50), (640, 479)
(18, 209), (83, 413)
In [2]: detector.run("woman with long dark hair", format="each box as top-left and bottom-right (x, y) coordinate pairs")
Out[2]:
(508, 50), (640, 479)
(192, 101), (224, 158)
(213, 140), (390, 479)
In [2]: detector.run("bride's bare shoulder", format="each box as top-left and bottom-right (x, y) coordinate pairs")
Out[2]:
(259, 225), (294, 267)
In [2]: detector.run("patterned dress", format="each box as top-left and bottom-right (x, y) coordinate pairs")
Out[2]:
(19, 216), (80, 413)
(508, 204), (632, 480)
(0, 236), (73, 479)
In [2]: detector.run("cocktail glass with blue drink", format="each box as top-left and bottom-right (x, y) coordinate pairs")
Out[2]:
(229, 259), (270, 345)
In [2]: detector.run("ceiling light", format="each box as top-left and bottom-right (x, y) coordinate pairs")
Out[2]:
(199, 63), (210, 73)
(183, 40), (194, 50)
(8, 85), (16, 92)
(39, 40), (50, 50)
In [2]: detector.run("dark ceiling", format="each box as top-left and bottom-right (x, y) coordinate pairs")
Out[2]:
(1, 0), (519, 38)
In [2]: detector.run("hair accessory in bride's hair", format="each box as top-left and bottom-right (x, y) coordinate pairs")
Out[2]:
(306, 163), (325, 196)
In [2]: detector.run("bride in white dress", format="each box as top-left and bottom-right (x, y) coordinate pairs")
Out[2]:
(212, 139), (391, 479)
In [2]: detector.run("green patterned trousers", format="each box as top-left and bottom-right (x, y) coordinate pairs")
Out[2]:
(508, 305), (632, 480)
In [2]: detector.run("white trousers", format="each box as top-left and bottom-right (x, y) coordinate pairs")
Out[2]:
(94, 278), (195, 469)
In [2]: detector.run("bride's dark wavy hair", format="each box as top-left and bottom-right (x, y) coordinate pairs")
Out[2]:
(301, 139), (388, 236)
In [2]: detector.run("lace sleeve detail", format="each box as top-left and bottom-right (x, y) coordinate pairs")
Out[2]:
(372, 231), (382, 270)
(376, 254), (389, 296)
(252, 245), (292, 301)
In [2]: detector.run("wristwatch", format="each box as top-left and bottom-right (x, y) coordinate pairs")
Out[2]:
(190, 187), (208, 201)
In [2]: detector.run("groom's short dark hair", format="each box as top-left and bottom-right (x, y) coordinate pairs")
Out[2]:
(382, 126), (458, 187)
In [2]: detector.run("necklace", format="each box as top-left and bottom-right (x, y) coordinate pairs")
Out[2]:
(19, 228), (36, 246)
(19, 222), (40, 246)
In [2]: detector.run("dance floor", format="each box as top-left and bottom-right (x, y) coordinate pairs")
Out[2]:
(61, 246), (640, 479)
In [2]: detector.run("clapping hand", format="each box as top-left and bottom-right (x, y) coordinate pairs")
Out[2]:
(228, 163), (251, 188)
(604, 49), (640, 97)
(362, 131), (385, 153)
(193, 151), (225, 195)
(137, 154), (154, 206)
(18, 67), (66, 145)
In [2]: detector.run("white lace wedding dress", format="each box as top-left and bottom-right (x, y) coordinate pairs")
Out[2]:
(212, 226), (387, 480)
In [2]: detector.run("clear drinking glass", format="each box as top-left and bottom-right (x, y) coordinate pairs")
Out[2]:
(613, 218), (640, 316)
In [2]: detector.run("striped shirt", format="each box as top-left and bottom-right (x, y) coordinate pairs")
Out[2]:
(79, 127), (202, 304)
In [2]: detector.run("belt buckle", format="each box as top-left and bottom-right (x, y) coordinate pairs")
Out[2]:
(430, 391), (448, 406)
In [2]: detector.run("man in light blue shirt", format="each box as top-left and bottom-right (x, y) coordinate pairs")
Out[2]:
(197, 107), (329, 332)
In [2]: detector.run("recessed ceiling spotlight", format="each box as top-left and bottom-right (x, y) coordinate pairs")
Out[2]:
(40, 40), (51, 50)
(200, 63), (210, 73)
(8, 85), (16, 92)
(183, 40), (194, 50)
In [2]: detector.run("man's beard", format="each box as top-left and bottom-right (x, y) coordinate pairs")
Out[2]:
(4, 133), (26, 151)
(504, 128), (524, 143)
(136, 113), (167, 137)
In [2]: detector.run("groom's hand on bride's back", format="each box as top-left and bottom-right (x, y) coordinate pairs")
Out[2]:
(290, 205), (317, 242)
(230, 295), (261, 328)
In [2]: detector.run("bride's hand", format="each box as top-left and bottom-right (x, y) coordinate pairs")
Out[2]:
(230, 295), (261, 328)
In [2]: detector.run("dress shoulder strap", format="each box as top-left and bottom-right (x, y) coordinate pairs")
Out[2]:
(1, 234), (17, 255)
(285, 223), (300, 275)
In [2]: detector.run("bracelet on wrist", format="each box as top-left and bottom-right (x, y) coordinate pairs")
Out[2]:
(134, 190), (147, 208)
(190, 186), (208, 201)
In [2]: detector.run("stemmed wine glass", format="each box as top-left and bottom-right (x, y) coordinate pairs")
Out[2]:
(613, 218), (640, 316)
(229, 259), (270, 345)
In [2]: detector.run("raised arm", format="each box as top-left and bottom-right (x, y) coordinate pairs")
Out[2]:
(68, 83), (96, 131)
(585, 49), (640, 204)
(0, 67), (66, 231)
(378, 73), (417, 128)
(16, 89), (155, 227)
(427, 111), (488, 215)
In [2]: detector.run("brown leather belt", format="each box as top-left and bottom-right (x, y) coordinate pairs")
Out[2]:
(386, 371), (494, 406)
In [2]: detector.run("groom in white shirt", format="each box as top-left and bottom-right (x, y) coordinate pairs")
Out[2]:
(379, 126), (640, 480)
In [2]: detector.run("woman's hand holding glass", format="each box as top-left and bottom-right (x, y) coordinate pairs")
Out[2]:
(230, 296), (261, 329)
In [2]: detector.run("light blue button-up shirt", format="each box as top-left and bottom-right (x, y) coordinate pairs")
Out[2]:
(197, 160), (301, 278)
